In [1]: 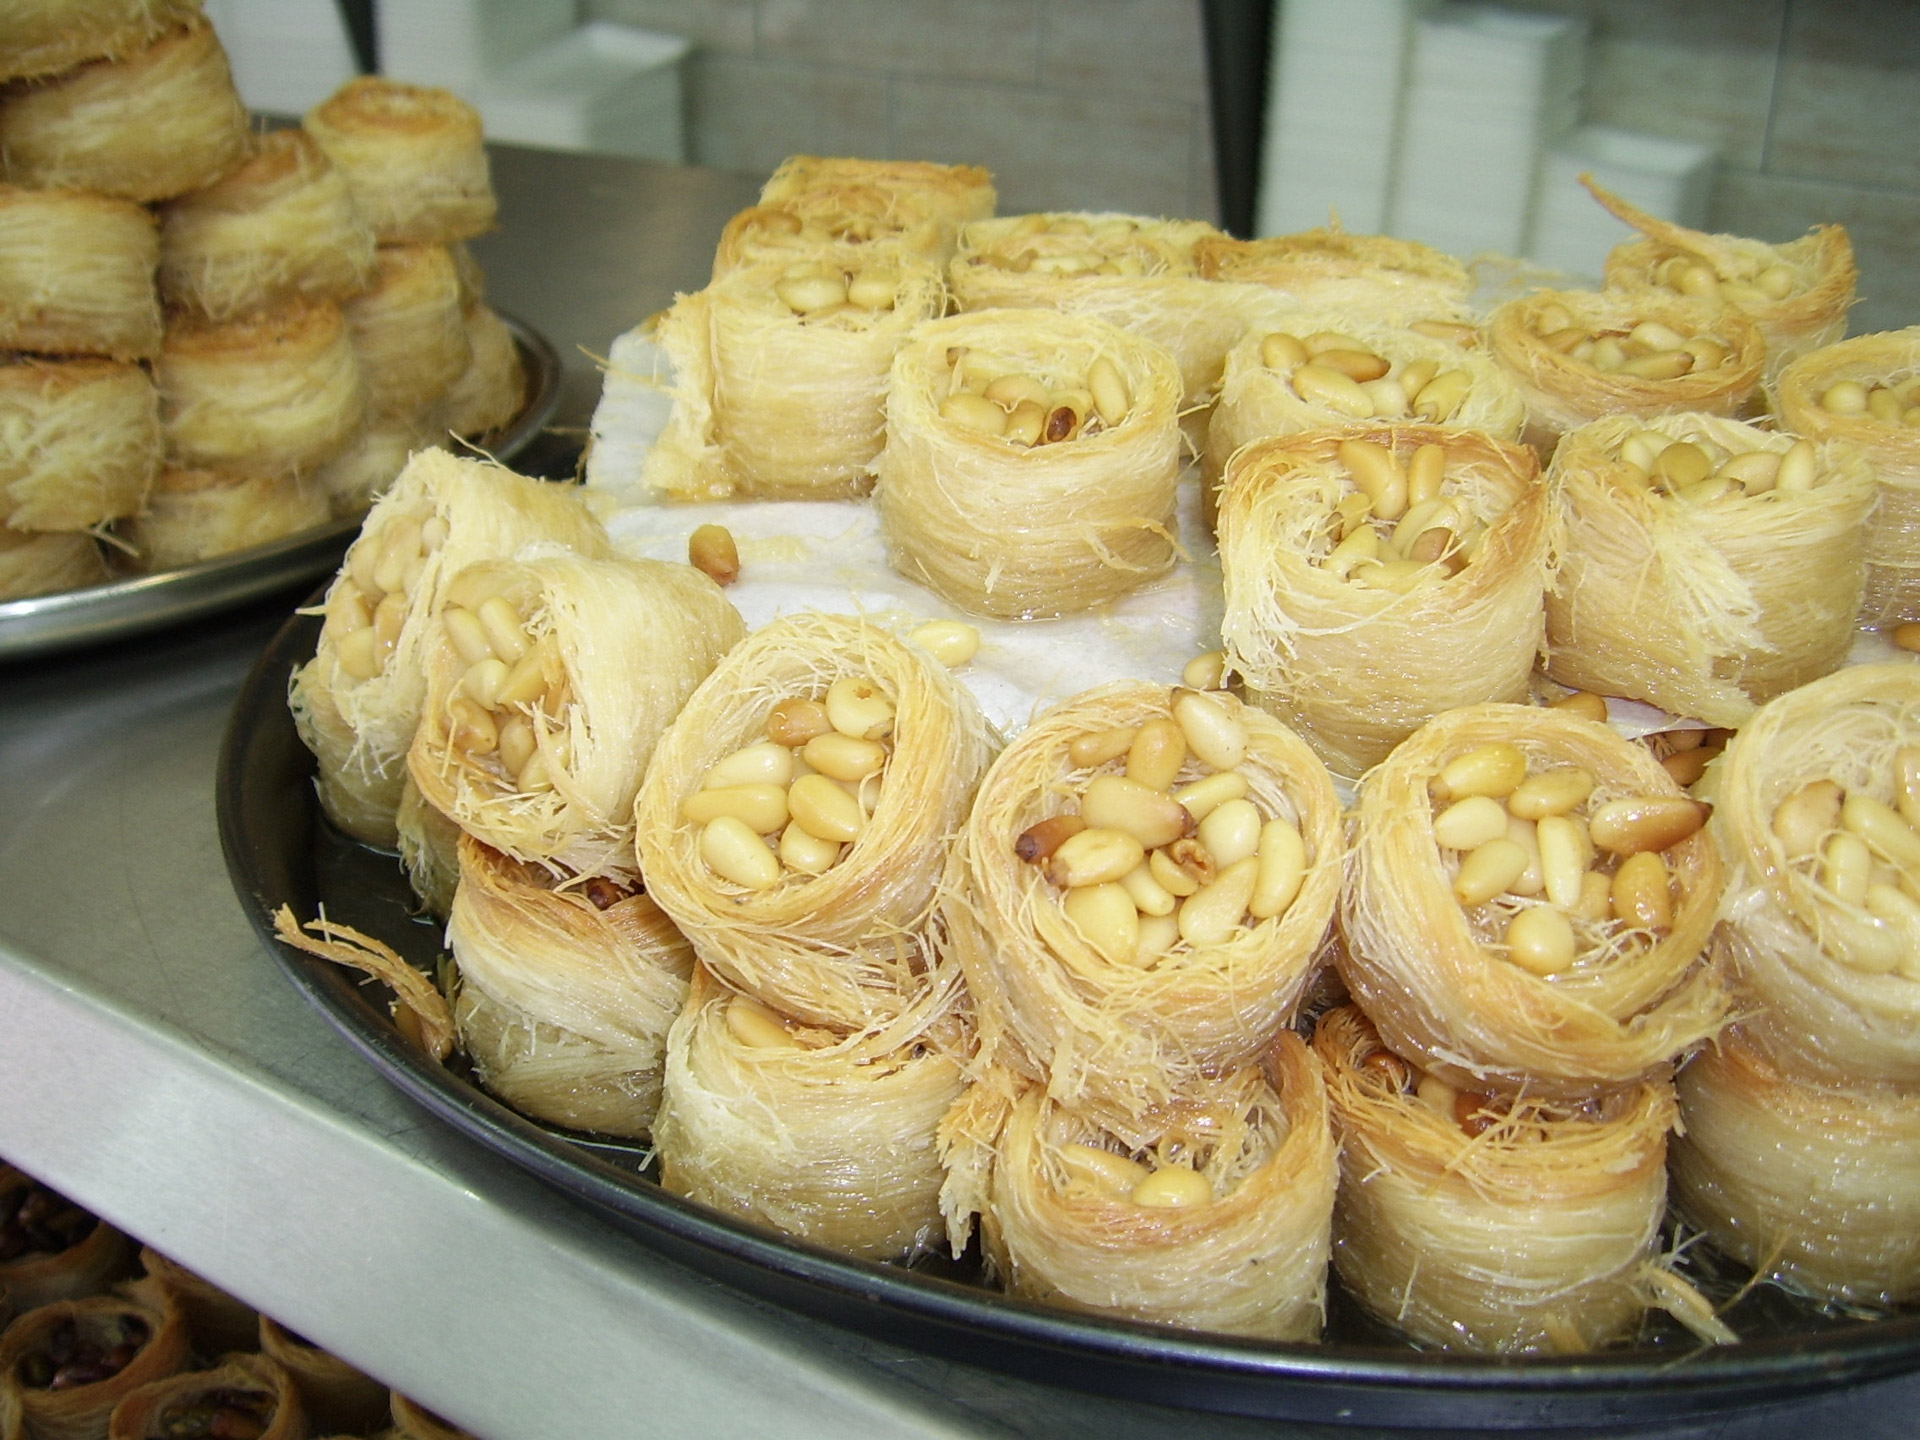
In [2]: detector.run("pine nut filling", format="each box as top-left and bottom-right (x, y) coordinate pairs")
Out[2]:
(1608, 429), (1823, 503)
(1769, 745), (1920, 981)
(1017, 689), (1309, 968)
(937, 346), (1132, 447)
(436, 571), (570, 796)
(1529, 301), (1735, 381)
(1312, 438), (1484, 593)
(1814, 372), (1920, 426)
(687, 674), (899, 891)
(967, 213), (1163, 279)
(772, 258), (904, 322)
(1367, 1045), (1603, 1139)
(1649, 252), (1800, 309)
(328, 502), (447, 682)
(1258, 325), (1478, 423)
(1055, 1137), (1216, 1210)
(1428, 741), (1710, 977)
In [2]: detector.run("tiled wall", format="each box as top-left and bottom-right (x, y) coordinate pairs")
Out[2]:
(586, 0), (1919, 334)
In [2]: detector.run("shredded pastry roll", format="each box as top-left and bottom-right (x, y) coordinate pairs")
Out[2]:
(1588, 175), (1855, 382)
(119, 467), (329, 571)
(635, 612), (994, 1030)
(106, 1353), (305, 1440)
(938, 1033), (1336, 1340)
(289, 448), (612, 848)
(652, 962), (967, 1261)
(158, 127), (378, 321)
(0, 0), (204, 83)
(157, 300), (367, 476)
(1772, 328), (1920, 627)
(447, 835), (694, 1139)
(1671, 1025), (1920, 1309)
(944, 681), (1341, 1124)
(0, 1280), (190, 1440)
(0, 356), (158, 532)
(303, 77), (496, 246)
(409, 550), (745, 878)
(1486, 287), (1765, 450)
(1341, 702), (1729, 1098)
(0, 18), (246, 202)
(641, 251), (945, 501)
(758, 154), (995, 225)
(874, 308), (1184, 620)
(1708, 662), (1920, 1086)
(1217, 425), (1549, 778)
(1195, 226), (1475, 317)
(0, 185), (161, 361)
(343, 244), (470, 423)
(0, 527), (106, 599)
(1544, 413), (1874, 728)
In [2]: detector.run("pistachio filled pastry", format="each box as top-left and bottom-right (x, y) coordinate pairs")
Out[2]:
(944, 681), (1341, 1125)
(1588, 175), (1855, 382)
(1217, 425), (1548, 778)
(1772, 328), (1920, 627)
(1313, 1005), (1682, 1354)
(1486, 288), (1765, 450)
(447, 834), (695, 1139)
(1, 1167), (133, 1310)
(1709, 663), (1920, 1085)
(289, 448), (612, 849)
(1341, 703), (1728, 1098)
(635, 612), (993, 1030)
(874, 308), (1183, 620)
(640, 250), (945, 501)
(938, 1032), (1336, 1340)
(409, 551), (745, 879)
(1544, 413), (1874, 728)
(1671, 1025), (1920, 1310)
(106, 1353), (304, 1440)
(652, 962), (968, 1261)
(0, 1280), (190, 1440)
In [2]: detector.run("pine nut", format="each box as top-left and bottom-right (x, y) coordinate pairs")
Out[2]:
(982, 373), (1048, 410)
(332, 579), (372, 633)
(1775, 438), (1819, 493)
(372, 591), (406, 654)
(1620, 431), (1666, 471)
(496, 643), (550, 707)
(725, 994), (796, 1048)
(463, 657), (509, 708)
(801, 731), (888, 783)
(1120, 861), (1179, 917)
(1172, 690), (1248, 771)
(1653, 442), (1713, 489)
(1178, 855), (1259, 945)
(846, 267), (899, 309)
(470, 595), (527, 664)
(788, 772), (866, 843)
(702, 815), (782, 889)
(1412, 368), (1471, 421)
(1536, 814), (1591, 909)
(1841, 792), (1920, 868)
(1148, 845), (1203, 898)
(1549, 688), (1611, 723)
(1198, 797), (1262, 868)
(336, 625), (381, 680)
(1070, 725), (1138, 769)
(1571, 868), (1613, 922)
(442, 605), (493, 667)
(1063, 881), (1140, 963)
(1611, 850), (1673, 931)
(1406, 443), (1447, 507)
(1016, 813), (1087, 864)
(1087, 355), (1131, 427)
(1684, 337), (1731, 371)
(449, 696), (497, 754)
(1339, 438), (1408, 521)
(1045, 392), (1090, 443)
(1629, 320), (1689, 353)
(1182, 650), (1228, 690)
(779, 821), (842, 875)
(1868, 387), (1905, 423)
(1435, 743), (1528, 802)
(1587, 796), (1710, 855)
(1820, 380), (1869, 415)
(1716, 449), (1782, 492)
(1505, 814), (1545, 897)
(1662, 745), (1721, 788)
(1058, 1142), (1149, 1196)
(1453, 837), (1530, 906)
(1249, 817), (1306, 919)
(1410, 319), (1480, 348)
(1508, 767), (1594, 820)
(1434, 795), (1510, 850)
(825, 676), (894, 740)
(1590, 337), (1627, 371)
(1125, 717), (1188, 791)
(1260, 332), (1308, 370)
(373, 520), (420, 595)
(1130, 1164), (1213, 1209)
(1398, 358), (1441, 399)
(1362, 376), (1410, 417)
(1414, 1072), (1458, 1119)
(1314, 348), (1392, 383)
(1047, 826), (1147, 888)
(1620, 350), (1695, 381)
(1000, 399), (1044, 447)
(689, 523), (740, 586)
(1326, 525), (1379, 578)
(1505, 904), (1576, 975)
(776, 270), (848, 314)
(682, 783), (791, 833)
(1153, 783), (1240, 853)
(909, 619), (980, 666)
(942, 392), (1008, 435)
(705, 741), (795, 790)
(1896, 749), (1920, 830)
(1293, 362), (1375, 417)
(498, 715), (537, 776)
(1082, 774), (1194, 850)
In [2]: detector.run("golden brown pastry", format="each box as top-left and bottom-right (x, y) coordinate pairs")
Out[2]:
(874, 308), (1184, 620)
(435, 302), (524, 440)
(0, 185), (160, 361)
(343, 245), (470, 425)
(1543, 413), (1875, 727)
(134, 1247), (257, 1362)
(0, 527), (107, 600)
(944, 681), (1341, 1125)
(0, 1280), (190, 1440)
(1217, 425), (1549, 778)
(1341, 702), (1728, 1098)
(0, 0), (204, 84)
(303, 77), (496, 246)
(256, 1315), (390, 1437)
(0, 1168), (133, 1310)
(106, 1352), (304, 1440)
(1195, 226), (1475, 318)
(119, 467), (330, 571)
(1313, 1004), (1677, 1353)
(0, 357), (159, 533)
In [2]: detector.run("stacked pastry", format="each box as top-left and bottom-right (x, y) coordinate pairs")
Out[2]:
(936, 682), (1342, 1337)
(0, 8), (522, 598)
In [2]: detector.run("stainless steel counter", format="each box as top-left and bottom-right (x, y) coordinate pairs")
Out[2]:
(2, 146), (1918, 1440)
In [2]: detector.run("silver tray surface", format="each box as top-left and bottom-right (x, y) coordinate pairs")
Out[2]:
(0, 315), (560, 663)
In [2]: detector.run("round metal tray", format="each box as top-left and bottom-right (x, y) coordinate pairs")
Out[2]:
(0, 315), (560, 662)
(216, 606), (1920, 1431)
